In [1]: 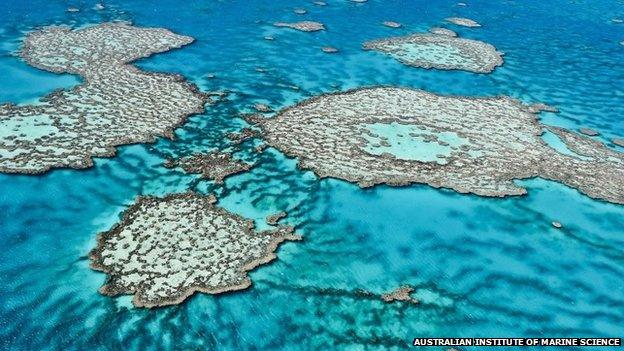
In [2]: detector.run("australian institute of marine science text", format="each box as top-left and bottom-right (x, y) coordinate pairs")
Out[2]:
(412, 338), (622, 347)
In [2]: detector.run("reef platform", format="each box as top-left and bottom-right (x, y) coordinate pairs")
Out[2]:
(0, 23), (209, 174)
(250, 87), (624, 204)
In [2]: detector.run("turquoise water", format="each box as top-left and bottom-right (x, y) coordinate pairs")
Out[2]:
(362, 122), (471, 164)
(0, 0), (623, 350)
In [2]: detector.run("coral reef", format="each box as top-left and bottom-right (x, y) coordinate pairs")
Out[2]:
(579, 128), (599, 136)
(227, 128), (258, 145)
(251, 87), (624, 204)
(363, 32), (503, 73)
(266, 211), (287, 226)
(429, 27), (457, 37)
(0, 23), (209, 174)
(90, 193), (300, 308)
(254, 103), (273, 113)
(382, 21), (402, 28)
(381, 286), (419, 304)
(445, 17), (481, 27)
(274, 21), (325, 32)
(165, 151), (253, 183)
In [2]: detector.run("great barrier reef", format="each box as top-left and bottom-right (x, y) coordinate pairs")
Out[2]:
(0, 0), (623, 350)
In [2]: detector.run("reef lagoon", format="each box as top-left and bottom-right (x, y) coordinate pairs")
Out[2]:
(0, 0), (623, 350)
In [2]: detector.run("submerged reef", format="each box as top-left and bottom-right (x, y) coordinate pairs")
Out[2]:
(579, 128), (599, 136)
(445, 17), (481, 27)
(266, 211), (287, 226)
(322, 46), (339, 53)
(253, 103), (273, 113)
(0, 23), (208, 174)
(226, 128), (258, 145)
(382, 21), (402, 28)
(90, 193), (300, 308)
(381, 286), (419, 304)
(273, 21), (325, 32)
(251, 87), (624, 204)
(363, 32), (503, 73)
(165, 152), (253, 184)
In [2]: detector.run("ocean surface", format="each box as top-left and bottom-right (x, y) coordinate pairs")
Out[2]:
(0, 0), (623, 350)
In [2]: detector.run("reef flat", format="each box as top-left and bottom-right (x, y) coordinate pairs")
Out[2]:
(251, 87), (624, 204)
(90, 193), (300, 308)
(0, 23), (208, 174)
(165, 152), (253, 183)
(363, 32), (503, 73)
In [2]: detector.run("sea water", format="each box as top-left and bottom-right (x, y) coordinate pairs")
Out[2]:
(0, 0), (623, 350)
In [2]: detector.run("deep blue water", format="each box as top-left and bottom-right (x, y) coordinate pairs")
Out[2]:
(0, 0), (623, 350)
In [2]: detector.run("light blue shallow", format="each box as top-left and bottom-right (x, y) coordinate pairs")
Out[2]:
(0, 0), (623, 350)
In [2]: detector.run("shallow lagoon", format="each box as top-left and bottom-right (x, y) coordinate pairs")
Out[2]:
(0, 0), (623, 350)
(362, 122), (471, 164)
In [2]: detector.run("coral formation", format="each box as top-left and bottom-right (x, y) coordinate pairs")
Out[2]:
(227, 128), (258, 145)
(90, 193), (300, 308)
(429, 27), (457, 37)
(254, 103), (273, 113)
(381, 286), (419, 304)
(363, 32), (503, 73)
(445, 17), (481, 27)
(165, 152), (253, 183)
(382, 21), (402, 28)
(0, 23), (208, 174)
(266, 211), (287, 226)
(251, 87), (624, 204)
(273, 21), (325, 32)
(579, 128), (599, 136)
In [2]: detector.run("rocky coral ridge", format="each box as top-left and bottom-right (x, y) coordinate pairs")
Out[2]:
(165, 151), (253, 183)
(251, 87), (624, 204)
(90, 192), (301, 308)
(0, 23), (209, 174)
(363, 31), (503, 73)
